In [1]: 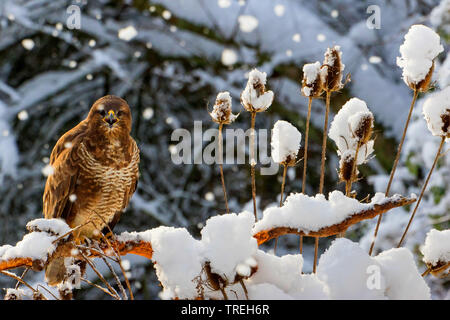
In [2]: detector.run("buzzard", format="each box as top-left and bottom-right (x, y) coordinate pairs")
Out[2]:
(43, 95), (140, 284)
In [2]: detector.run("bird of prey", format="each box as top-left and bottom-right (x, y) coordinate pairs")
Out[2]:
(43, 95), (140, 285)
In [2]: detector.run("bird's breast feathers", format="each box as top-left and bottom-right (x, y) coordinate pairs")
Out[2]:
(69, 140), (139, 237)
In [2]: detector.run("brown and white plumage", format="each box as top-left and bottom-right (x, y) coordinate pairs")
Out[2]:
(43, 95), (140, 241)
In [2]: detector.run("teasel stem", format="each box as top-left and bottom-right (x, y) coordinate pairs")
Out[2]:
(369, 89), (418, 255)
(347, 142), (361, 196)
(218, 123), (229, 214)
(302, 97), (313, 194)
(314, 90), (331, 272)
(319, 91), (331, 194)
(274, 164), (288, 254)
(313, 237), (319, 273)
(340, 143), (362, 238)
(397, 136), (445, 248)
(299, 97), (313, 255)
(279, 164), (288, 207)
(250, 111), (258, 221)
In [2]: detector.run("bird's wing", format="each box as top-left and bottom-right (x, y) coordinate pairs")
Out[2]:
(43, 121), (87, 220)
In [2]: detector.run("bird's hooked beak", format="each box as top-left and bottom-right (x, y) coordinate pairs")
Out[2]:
(104, 110), (118, 127)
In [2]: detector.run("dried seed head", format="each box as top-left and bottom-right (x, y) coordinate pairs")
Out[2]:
(4, 288), (24, 300)
(241, 69), (274, 112)
(339, 150), (355, 182)
(412, 61), (434, 93)
(282, 154), (297, 167)
(57, 282), (74, 300)
(301, 61), (323, 98)
(423, 87), (450, 137)
(210, 91), (238, 125)
(32, 291), (46, 300)
(349, 111), (374, 144)
(320, 46), (345, 92)
(441, 110), (450, 137)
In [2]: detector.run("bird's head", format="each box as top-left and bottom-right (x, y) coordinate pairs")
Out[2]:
(87, 95), (132, 136)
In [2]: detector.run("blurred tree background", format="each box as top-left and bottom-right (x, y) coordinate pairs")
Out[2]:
(0, 0), (448, 299)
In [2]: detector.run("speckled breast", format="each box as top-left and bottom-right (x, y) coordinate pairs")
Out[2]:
(72, 142), (139, 236)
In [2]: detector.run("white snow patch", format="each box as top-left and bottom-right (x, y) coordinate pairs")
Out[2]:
(270, 120), (301, 164)
(253, 191), (400, 234)
(201, 211), (257, 282)
(420, 229), (450, 266)
(422, 87), (450, 137)
(396, 24), (443, 86)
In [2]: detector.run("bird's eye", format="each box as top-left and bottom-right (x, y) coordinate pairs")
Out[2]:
(117, 111), (122, 117)
(98, 110), (106, 117)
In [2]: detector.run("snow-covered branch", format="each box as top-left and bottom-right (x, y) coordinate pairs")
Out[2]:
(253, 193), (416, 245)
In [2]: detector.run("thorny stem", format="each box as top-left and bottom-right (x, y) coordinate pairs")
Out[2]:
(397, 136), (445, 248)
(346, 141), (362, 196)
(220, 285), (228, 300)
(14, 267), (29, 290)
(299, 97), (312, 256)
(92, 212), (134, 300)
(369, 90), (418, 255)
(98, 234), (134, 300)
(0, 270), (41, 297)
(314, 90), (331, 272)
(279, 165), (288, 207)
(218, 123), (230, 214)
(274, 164), (288, 254)
(94, 243), (128, 300)
(319, 91), (331, 194)
(239, 279), (249, 300)
(51, 219), (93, 244)
(313, 237), (319, 273)
(250, 111), (258, 221)
(81, 278), (120, 299)
(421, 268), (431, 277)
(78, 250), (120, 300)
(341, 142), (362, 238)
(302, 97), (313, 194)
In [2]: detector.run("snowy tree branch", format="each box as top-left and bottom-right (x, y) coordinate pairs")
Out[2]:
(253, 195), (416, 245)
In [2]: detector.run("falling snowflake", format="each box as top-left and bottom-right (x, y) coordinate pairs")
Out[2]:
(238, 15), (259, 33)
(17, 110), (29, 121)
(221, 48), (238, 66)
(42, 164), (54, 177)
(143, 108), (154, 120)
(21, 39), (35, 50)
(274, 4), (285, 17)
(218, 0), (231, 8)
(162, 10), (172, 20)
(118, 26), (138, 41)
(369, 56), (382, 64)
(292, 33), (301, 42)
(205, 192), (215, 201)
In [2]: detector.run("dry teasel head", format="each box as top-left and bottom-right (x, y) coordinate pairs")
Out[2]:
(423, 87), (450, 138)
(32, 291), (46, 300)
(320, 46), (345, 92)
(241, 69), (274, 113)
(339, 150), (356, 183)
(301, 61), (323, 98)
(413, 61), (435, 93)
(349, 111), (374, 145)
(271, 120), (302, 167)
(209, 91), (238, 125)
(441, 110), (450, 138)
(4, 288), (25, 300)
(396, 25), (443, 93)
